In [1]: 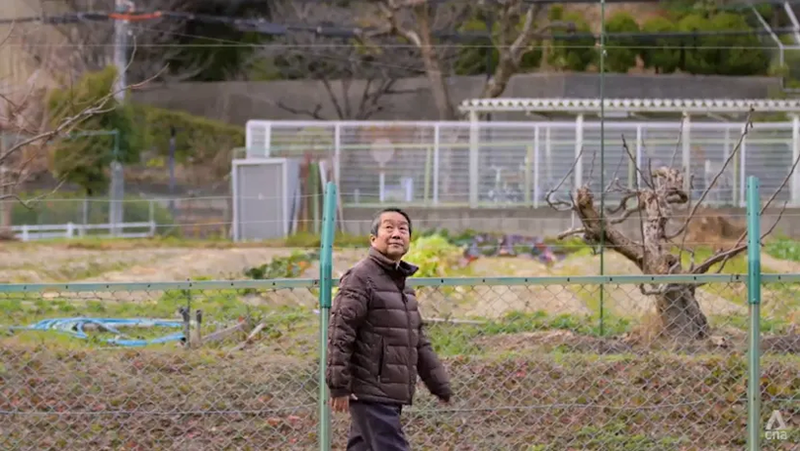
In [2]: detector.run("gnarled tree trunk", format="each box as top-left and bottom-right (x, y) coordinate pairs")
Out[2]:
(572, 185), (710, 339)
(655, 286), (709, 339)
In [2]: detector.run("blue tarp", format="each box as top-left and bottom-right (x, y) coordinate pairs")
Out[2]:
(11, 317), (185, 347)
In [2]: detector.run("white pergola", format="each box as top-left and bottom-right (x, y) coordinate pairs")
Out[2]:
(458, 97), (800, 120)
(457, 97), (800, 207)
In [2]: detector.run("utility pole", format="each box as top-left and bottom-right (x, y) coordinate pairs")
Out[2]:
(110, 0), (131, 236)
(0, 134), (9, 237)
(113, 0), (131, 103)
(168, 126), (176, 216)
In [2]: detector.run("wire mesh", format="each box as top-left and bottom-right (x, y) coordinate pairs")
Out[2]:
(379, 276), (749, 450)
(758, 275), (800, 448)
(0, 281), (322, 450)
(245, 120), (800, 209)
(1, 275), (796, 449)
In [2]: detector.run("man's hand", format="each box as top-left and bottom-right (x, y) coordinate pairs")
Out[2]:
(330, 394), (357, 413)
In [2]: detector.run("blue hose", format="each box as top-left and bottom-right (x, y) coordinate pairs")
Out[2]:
(10, 317), (186, 347)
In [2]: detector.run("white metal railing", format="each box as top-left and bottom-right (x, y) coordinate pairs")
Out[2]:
(10, 221), (157, 241)
(245, 119), (800, 208)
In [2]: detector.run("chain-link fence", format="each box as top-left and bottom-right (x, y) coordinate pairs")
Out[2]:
(0, 280), (322, 450)
(3, 195), (232, 241)
(759, 274), (800, 449)
(1, 274), (797, 450)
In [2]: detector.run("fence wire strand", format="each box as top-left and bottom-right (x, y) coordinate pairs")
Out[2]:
(0, 275), (797, 449)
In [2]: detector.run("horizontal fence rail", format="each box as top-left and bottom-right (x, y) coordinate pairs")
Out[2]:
(1, 275), (798, 450)
(244, 120), (800, 209)
(10, 221), (157, 241)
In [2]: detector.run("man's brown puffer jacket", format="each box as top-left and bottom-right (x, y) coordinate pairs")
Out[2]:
(326, 247), (452, 405)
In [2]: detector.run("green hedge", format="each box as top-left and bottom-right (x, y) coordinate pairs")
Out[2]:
(546, 5), (596, 72)
(45, 67), (245, 194)
(452, 6), (770, 77)
(135, 106), (245, 165)
(640, 16), (682, 73)
(47, 67), (143, 195)
(604, 11), (641, 73)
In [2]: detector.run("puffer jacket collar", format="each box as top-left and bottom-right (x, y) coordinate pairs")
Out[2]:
(368, 246), (418, 278)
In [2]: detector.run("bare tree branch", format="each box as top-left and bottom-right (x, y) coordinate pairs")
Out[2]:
(669, 115), (684, 168)
(667, 109), (754, 241)
(620, 135), (647, 262)
(557, 227), (585, 240)
(480, 1), (570, 99)
(622, 135), (654, 190)
(368, 0), (462, 119)
(376, 0), (424, 47)
(677, 174), (694, 267)
(0, 178), (68, 207)
(0, 19), (163, 233)
(39, 0), (199, 84)
(586, 149), (597, 186)
(603, 146), (627, 195)
(256, 0), (422, 120)
(276, 101), (324, 120)
(693, 146), (800, 274)
(0, 22), (14, 48)
(545, 146), (584, 211)
(1, 66), (165, 166)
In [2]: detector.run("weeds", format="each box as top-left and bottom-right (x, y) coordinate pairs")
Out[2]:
(244, 251), (317, 280)
(765, 236), (800, 262)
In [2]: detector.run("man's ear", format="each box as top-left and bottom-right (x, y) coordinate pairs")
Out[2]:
(369, 234), (376, 244)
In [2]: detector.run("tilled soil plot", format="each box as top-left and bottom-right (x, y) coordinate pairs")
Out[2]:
(0, 246), (298, 284)
(552, 253), (748, 318)
(1, 340), (798, 451)
(1, 244), (796, 330)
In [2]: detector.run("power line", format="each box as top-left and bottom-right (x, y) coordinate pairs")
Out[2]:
(0, 10), (795, 43)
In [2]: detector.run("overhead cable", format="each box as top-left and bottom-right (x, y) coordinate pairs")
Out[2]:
(0, 9), (793, 43)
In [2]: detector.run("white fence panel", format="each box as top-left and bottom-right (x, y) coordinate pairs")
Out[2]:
(11, 222), (156, 241)
(245, 120), (800, 208)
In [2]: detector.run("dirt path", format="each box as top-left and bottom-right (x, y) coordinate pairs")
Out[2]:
(0, 246), (296, 284)
(762, 253), (800, 274)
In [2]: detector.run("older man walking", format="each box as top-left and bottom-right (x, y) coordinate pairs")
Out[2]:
(325, 207), (452, 451)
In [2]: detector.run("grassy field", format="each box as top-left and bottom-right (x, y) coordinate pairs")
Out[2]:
(1, 233), (799, 449)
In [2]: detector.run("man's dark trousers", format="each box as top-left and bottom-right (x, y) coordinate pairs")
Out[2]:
(346, 399), (409, 451)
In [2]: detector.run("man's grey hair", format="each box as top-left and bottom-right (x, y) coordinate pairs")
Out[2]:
(370, 207), (412, 236)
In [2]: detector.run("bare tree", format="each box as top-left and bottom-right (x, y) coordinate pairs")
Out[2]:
(0, 23), (161, 238)
(362, 0), (469, 120)
(255, 1), (422, 120)
(363, 0), (570, 119)
(478, 1), (571, 98)
(546, 110), (799, 340)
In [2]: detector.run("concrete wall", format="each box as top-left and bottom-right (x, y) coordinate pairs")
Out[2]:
(131, 73), (784, 124)
(340, 206), (800, 240)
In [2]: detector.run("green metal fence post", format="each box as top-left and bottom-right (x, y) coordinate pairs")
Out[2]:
(746, 176), (762, 451)
(318, 181), (337, 451)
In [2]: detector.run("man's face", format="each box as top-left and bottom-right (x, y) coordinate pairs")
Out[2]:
(370, 212), (411, 261)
